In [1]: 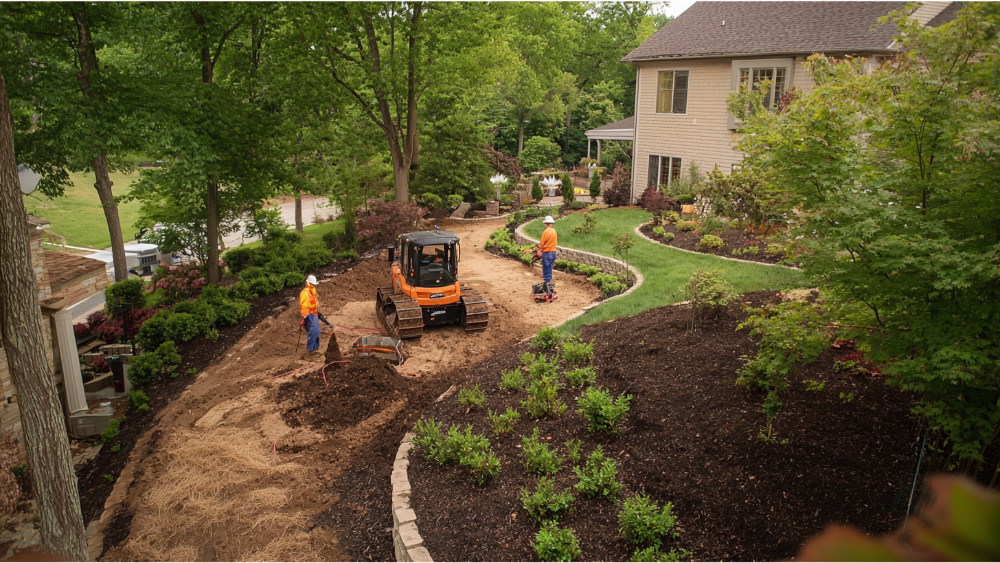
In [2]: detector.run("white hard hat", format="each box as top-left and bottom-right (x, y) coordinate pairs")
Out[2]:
(543, 215), (555, 224)
(306, 275), (318, 285)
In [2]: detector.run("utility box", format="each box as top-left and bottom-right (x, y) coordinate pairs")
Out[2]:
(68, 402), (114, 439)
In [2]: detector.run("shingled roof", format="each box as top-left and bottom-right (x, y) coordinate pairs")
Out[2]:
(927, 1), (962, 27)
(623, 2), (907, 61)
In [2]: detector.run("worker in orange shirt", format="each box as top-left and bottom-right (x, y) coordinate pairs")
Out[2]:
(539, 216), (558, 298)
(299, 275), (322, 360)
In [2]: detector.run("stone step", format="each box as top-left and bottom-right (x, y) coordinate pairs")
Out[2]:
(450, 202), (471, 219)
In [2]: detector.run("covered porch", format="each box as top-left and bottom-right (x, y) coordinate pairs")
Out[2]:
(584, 116), (634, 162)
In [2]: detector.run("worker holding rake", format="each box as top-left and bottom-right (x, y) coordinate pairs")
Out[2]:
(299, 275), (323, 360)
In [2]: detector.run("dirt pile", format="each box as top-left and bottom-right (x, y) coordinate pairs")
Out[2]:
(278, 356), (415, 433)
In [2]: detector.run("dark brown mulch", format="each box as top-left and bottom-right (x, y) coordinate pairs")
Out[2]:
(640, 223), (791, 266)
(75, 262), (358, 526)
(406, 291), (921, 562)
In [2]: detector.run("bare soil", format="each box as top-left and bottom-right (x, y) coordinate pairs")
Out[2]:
(94, 217), (600, 561)
(406, 292), (921, 561)
(640, 222), (790, 265)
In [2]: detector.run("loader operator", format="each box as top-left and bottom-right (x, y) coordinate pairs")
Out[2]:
(299, 275), (322, 360)
(540, 216), (558, 297)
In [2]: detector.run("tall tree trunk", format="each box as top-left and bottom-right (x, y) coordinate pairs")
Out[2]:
(200, 42), (221, 283)
(564, 106), (572, 153)
(518, 122), (525, 156)
(294, 194), (303, 233)
(0, 66), (87, 562)
(72, 9), (128, 281)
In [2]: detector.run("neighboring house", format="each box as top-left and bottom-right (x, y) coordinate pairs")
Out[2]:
(617, 1), (961, 202)
(0, 214), (108, 439)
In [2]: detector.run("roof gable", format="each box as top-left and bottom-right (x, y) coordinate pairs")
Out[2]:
(623, 2), (907, 61)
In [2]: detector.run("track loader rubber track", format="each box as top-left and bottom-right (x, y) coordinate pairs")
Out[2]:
(460, 284), (490, 333)
(376, 287), (423, 339)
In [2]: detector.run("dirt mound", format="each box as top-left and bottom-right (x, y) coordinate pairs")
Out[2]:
(315, 259), (390, 309)
(278, 356), (414, 432)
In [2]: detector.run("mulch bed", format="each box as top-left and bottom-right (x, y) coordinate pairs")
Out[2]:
(640, 223), (790, 266)
(406, 291), (921, 561)
(76, 260), (359, 527)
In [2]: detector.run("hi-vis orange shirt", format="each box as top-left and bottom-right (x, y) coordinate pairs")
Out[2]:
(540, 226), (558, 253)
(299, 285), (318, 317)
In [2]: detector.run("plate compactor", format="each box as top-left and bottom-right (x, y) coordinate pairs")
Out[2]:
(522, 246), (558, 302)
(375, 229), (490, 339)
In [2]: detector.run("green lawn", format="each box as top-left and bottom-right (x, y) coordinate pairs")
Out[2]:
(523, 209), (806, 333)
(23, 170), (143, 249)
(236, 217), (345, 251)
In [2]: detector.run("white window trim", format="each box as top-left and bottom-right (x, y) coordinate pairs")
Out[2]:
(728, 58), (794, 130)
(655, 69), (690, 115)
(646, 155), (683, 189)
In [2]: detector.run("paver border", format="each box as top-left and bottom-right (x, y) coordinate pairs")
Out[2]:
(391, 432), (431, 562)
(632, 221), (801, 270)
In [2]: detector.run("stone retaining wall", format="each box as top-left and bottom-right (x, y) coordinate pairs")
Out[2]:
(391, 432), (431, 562)
(514, 223), (627, 276)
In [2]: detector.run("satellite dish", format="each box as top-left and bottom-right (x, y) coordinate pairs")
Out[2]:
(17, 165), (40, 195)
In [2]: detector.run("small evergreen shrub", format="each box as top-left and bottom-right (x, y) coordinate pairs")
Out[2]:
(224, 247), (255, 274)
(136, 312), (171, 351)
(562, 173), (576, 205)
(499, 368), (526, 391)
(164, 312), (200, 343)
(578, 387), (632, 433)
(127, 342), (182, 389)
(533, 522), (581, 562)
(527, 353), (560, 382)
(336, 249), (359, 261)
(652, 226), (666, 237)
(240, 266), (267, 280)
(412, 419), (452, 464)
(488, 407), (520, 438)
(561, 340), (594, 366)
(127, 389), (149, 409)
(590, 273), (627, 297)
(696, 234), (724, 251)
(631, 547), (690, 562)
(664, 232), (675, 242)
(589, 172), (602, 197)
(172, 299), (216, 330)
(459, 384), (487, 411)
(248, 274), (284, 296)
(676, 221), (698, 232)
(104, 278), (146, 317)
(532, 176), (544, 201)
(662, 211), (680, 224)
(447, 194), (463, 210)
(521, 477), (575, 523)
(574, 446), (621, 501)
(619, 494), (679, 548)
(227, 280), (257, 301)
(214, 299), (250, 326)
(532, 327), (560, 350)
(100, 418), (123, 443)
(281, 272), (307, 288)
(522, 428), (564, 475)
(412, 421), (501, 485)
(699, 215), (726, 235)
(564, 366), (597, 389)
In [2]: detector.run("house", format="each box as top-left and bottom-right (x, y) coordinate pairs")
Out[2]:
(618, 1), (962, 202)
(0, 214), (109, 440)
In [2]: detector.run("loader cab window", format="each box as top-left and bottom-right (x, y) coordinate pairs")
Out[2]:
(416, 244), (456, 286)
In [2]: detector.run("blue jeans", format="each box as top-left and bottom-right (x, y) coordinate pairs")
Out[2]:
(541, 252), (557, 283)
(304, 314), (320, 351)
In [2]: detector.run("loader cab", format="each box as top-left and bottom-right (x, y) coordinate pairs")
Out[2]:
(392, 230), (461, 289)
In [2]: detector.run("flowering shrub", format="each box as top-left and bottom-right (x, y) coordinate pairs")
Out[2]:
(92, 356), (109, 373)
(73, 323), (92, 337)
(86, 311), (107, 332)
(357, 201), (426, 245)
(92, 308), (159, 344)
(150, 264), (208, 303)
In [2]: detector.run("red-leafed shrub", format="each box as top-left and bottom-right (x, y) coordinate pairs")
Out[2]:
(487, 147), (521, 181)
(357, 201), (426, 245)
(638, 186), (679, 216)
(86, 311), (107, 332)
(73, 323), (92, 337)
(602, 162), (632, 207)
(92, 356), (109, 373)
(150, 264), (208, 303)
(91, 307), (160, 343)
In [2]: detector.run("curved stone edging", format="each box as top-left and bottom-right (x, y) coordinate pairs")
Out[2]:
(449, 213), (511, 222)
(391, 432), (431, 562)
(514, 222), (644, 330)
(633, 222), (801, 270)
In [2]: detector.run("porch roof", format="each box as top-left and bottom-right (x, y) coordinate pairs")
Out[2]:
(584, 116), (634, 141)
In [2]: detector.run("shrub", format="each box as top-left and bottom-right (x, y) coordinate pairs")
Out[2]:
(164, 313), (200, 343)
(561, 340), (594, 366)
(589, 172), (602, 197)
(522, 428), (564, 475)
(521, 377), (566, 418)
(295, 246), (333, 272)
(696, 234), (725, 251)
(101, 418), (123, 443)
(578, 387), (632, 433)
(127, 389), (149, 409)
(527, 353), (560, 383)
(224, 247), (255, 274)
(412, 419), (452, 464)
(322, 229), (344, 251)
(150, 264), (208, 303)
(198, 285), (227, 306)
(570, 201), (586, 210)
(214, 298), (250, 326)
(459, 384), (487, 411)
(418, 192), (443, 209)
(590, 273), (627, 298)
(172, 299), (216, 331)
(533, 522), (581, 562)
(248, 274), (284, 297)
(631, 547), (690, 562)
(281, 272), (306, 288)
(574, 446), (622, 501)
(619, 494), (679, 548)
(674, 193), (694, 205)
(565, 439), (582, 462)
(413, 421), (500, 484)
(447, 194), (463, 210)
(283, 231), (303, 245)
(488, 407), (520, 438)
(357, 201), (426, 246)
(532, 176), (544, 201)
(532, 327), (560, 350)
(521, 477), (575, 523)
(603, 162), (632, 207)
(520, 136), (561, 173)
(136, 311), (171, 351)
(524, 206), (541, 219)
(86, 311), (108, 332)
(699, 216), (726, 235)
(681, 269), (734, 322)
(105, 278), (146, 317)
(499, 368), (525, 391)
(573, 213), (597, 235)
(664, 232), (675, 242)
(662, 211), (680, 224)
(676, 221), (698, 232)
(127, 341), (182, 389)
(652, 226), (665, 237)
(240, 266), (267, 280)
(265, 256), (299, 275)
(564, 366), (597, 389)
(578, 264), (600, 276)
(335, 249), (359, 261)
(561, 173), (575, 205)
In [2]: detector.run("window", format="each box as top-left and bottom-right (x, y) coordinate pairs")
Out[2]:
(416, 245), (455, 286)
(646, 155), (683, 189)
(656, 70), (689, 114)
(729, 58), (793, 129)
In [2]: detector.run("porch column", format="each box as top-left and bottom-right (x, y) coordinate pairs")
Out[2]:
(587, 139), (591, 159)
(597, 140), (602, 163)
(53, 309), (89, 416)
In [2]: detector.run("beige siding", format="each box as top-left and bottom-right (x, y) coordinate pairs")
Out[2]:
(911, 1), (952, 25)
(632, 59), (741, 201)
